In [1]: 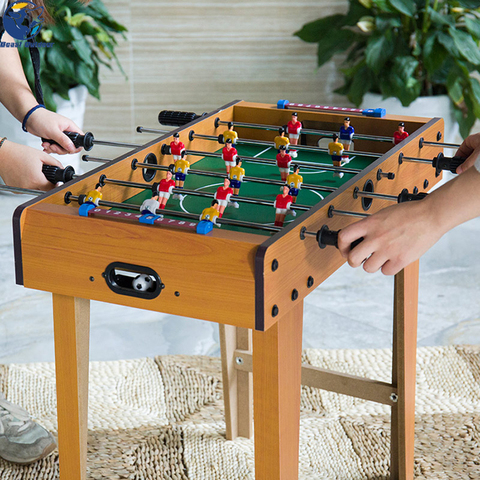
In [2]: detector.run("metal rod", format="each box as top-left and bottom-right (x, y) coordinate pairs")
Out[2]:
(136, 126), (171, 135)
(82, 155), (112, 164)
(133, 161), (338, 193)
(183, 149), (362, 175)
(215, 119), (393, 143)
(401, 156), (432, 164)
(102, 177), (311, 212)
(421, 140), (461, 148)
(329, 207), (369, 218)
(67, 195), (281, 233)
(355, 191), (397, 201)
(190, 132), (381, 158)
(93, 139), (141, 148)
(0, 184), (43, 195)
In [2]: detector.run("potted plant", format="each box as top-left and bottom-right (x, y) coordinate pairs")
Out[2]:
(294, 0), (480, 138)
(0, 0), (127, 170)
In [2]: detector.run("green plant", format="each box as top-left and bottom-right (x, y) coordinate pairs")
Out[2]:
(19, 0), (127, 111)
(295, 1), (480, 137)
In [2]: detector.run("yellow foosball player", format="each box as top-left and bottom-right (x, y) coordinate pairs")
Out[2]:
(229, 158), (245, 207)
(274, 127), (290, 153)
(285, 164), (303, 204)
(173, 153), (190, 199)
(328, 133), (345, 179)
(79, 183), (104, 216)
(197, 199), (221, 234)
(223, 122), (238, 145)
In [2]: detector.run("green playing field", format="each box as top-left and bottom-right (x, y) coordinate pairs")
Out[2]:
(122, 143), (373, 236)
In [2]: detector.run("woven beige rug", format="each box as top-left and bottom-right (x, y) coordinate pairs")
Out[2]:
(0, 345), (479, 479)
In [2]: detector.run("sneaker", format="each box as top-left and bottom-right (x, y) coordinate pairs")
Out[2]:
(0, 396), (56, 464)
(333, 171), (344, 179)
(291, 209), (297, 217)
(232, 202), (239, 208)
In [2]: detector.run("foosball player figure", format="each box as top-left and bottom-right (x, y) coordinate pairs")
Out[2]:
(274, 184), (295, 227)
(287, 111), (302, 157)
(214, 178), (234, 217)
(328, 134), (345, 179)
(157, 169), (176, 209)
(286, 164), (303, 204)
(139, 189), (163, 224)
(276, 144), (292, 181)
(79, 182), (104, 216)
(223, 122), (238, 145)
(393, 122), (409, 145)
(197, 200), (221, 234)
(339, 117), (354, 151)
(222, 138), (238, 174)
(229, 158), (245, 207)
(170, 133), (185, 161)
(173, 152), (190, 199)
(274, 127), (294, 156)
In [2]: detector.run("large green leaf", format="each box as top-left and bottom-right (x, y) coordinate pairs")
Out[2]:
(72, 37), (95, 68)
(365, 33), (395, 72)
(455, 0), (480, 8)
(388, 0), (415, 17)
(465, 16), (480, 40)
(294, 15), (346, 43)
(372, 0), (396, 13)
(427, 7), (454, 27)
(423, 32), (447, 73)
(437, 31), (461, 57)
(316, 29), (358, 67)
(448, 27), (480, 65)
(347, 65), (373, 105)
(343, 2), (371, 25)
(46, 44), (76, 79)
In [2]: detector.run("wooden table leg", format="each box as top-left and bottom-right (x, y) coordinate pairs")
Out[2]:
(52, 294), (90, 480)
(253, 302), (303, 480)
(219, 325), (253, 440)
(391, 261), (419, 480)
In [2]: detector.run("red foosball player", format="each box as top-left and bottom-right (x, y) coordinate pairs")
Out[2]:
(276, 144), (292, 181)
(214, 178), (234, 217)
(286, 164), (303, 204)
(173, 153), (190, 199)
(328, 134), (345, 179)
(170, 133), (185, 161)
(339, 117), (354, 151)
(274, 185), (295, 227)
(229, 158), (245, 202)
(287, 112), (302, 158)
(223, 122), (238, 145)
(157, 170), (176, 209)
(393, 122), (409, 145)
(222, 138), (238, 174)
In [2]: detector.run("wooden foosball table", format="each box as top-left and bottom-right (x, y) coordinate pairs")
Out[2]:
(12, 100), (448, 479)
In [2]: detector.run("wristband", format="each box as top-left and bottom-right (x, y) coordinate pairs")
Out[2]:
(22, 104), (45, 132)
(0, 137), (6, 150)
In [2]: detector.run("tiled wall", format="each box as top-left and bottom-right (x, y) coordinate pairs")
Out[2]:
(84, 1), (348, 143)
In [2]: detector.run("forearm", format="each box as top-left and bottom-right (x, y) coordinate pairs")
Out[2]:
(0, 33), (38, 121)
(426, 165), (480, 234)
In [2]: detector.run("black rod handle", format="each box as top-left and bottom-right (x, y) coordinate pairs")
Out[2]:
(432, 153), (466, 175)
(158, 110), (207, 127)
(42, 164), (76, 184)
(41, 131), (95, 151)
(316, 225), (364, 250)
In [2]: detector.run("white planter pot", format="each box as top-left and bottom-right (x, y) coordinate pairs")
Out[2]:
(0, 85), (88, 173)
(360, 93), (460, 145)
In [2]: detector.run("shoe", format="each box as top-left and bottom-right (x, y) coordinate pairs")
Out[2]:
(291, 210), (297, 217)
(0, 396), (56, 464)
(333, 172), (344, 179)
(232, 202), (239, 208)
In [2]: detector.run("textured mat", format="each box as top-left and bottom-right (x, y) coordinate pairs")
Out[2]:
(1, 345), (480, 479)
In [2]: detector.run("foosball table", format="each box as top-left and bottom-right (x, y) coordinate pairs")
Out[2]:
(12, 100), (453, 479)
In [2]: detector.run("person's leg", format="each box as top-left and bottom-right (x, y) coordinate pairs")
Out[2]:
(0, 393), (56, 464)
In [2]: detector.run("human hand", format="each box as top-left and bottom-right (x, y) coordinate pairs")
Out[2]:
(25, 108), (84, 155)
(455, 133), (480, 174)
(337, 199), (443, 276)
(0, 140), (63, 191)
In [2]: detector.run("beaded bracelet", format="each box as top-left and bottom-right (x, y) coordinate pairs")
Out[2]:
(22, 104), (45, 132)
(0, 137), (7, 150)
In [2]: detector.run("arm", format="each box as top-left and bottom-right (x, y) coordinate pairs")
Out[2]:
(0, 33), (83, 154)
(0, 139), (63, 191)
(337, 165), (480, 275)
